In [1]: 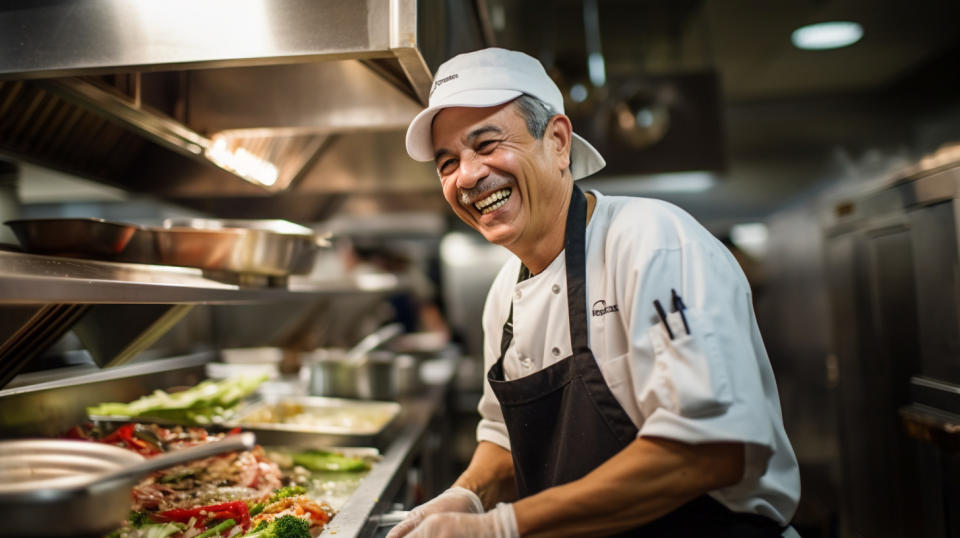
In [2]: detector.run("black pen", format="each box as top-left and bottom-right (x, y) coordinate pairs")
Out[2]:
(671, 288), (691, 335)
(653, 299), (674, 340)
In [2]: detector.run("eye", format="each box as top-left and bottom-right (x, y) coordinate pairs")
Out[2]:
(476, 140), (499, 153)
(438, 158), (457, 175)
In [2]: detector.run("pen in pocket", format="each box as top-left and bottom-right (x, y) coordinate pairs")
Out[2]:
(671, 288), (691, 335)
(653, 299), (674, 340)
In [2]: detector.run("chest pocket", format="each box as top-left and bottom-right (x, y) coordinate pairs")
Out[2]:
(647, 309), (733, 417)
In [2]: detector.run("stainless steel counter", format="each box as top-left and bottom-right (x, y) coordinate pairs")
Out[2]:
(0, 250), (397, 304)
(320, 357), (458, 538)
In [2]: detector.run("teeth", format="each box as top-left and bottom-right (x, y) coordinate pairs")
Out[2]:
(474, 188), (511, 214)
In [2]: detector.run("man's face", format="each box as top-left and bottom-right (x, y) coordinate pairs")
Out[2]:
(431, 102), (570, 251)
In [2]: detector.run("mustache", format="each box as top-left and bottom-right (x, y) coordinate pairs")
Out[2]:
(458, 176), (514, 207)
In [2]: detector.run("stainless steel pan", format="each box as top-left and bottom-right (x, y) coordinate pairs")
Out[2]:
(0, 432), (255, 536)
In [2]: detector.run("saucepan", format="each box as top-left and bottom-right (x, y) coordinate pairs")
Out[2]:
(0, 432), (255, 536)
(306, 324), (421, 400)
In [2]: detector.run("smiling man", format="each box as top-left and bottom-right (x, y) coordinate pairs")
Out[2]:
(390, 48), (801, 538)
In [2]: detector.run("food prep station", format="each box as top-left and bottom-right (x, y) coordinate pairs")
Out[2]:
(0, 213), (463, 536)
(0, 348), (460, 537)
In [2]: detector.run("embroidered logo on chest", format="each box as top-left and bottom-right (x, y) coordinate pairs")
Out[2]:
(591, 300), (620, 317)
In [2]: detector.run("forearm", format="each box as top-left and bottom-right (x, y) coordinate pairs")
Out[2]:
(452, 441), (518, 509)
(514, 437), (745, 537)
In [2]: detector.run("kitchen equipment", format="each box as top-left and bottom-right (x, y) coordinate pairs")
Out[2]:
(305, 324), (408, 400)
(5, 217), (151, 262)
(0, 432), (255, 536)
(308, 349), (397, 400)
(345, 323), (404, 361)
(161, 218), (330, 276)
(232, 396), (401, 448)
(4, 217), (328, 278)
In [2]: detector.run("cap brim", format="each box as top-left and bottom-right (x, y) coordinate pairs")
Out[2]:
(570, 133), (605, 180)
(405, 89), (606, 181)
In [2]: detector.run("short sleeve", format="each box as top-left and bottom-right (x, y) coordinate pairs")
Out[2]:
(622, 239), (776, 460)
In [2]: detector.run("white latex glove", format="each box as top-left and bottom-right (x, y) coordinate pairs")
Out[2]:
(407, 503), (518, 538)
(386, 487), (485, 538)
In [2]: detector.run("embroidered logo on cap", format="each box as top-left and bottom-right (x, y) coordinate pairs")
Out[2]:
(430, 73), (459, 96)
(592, 300), (619, 317)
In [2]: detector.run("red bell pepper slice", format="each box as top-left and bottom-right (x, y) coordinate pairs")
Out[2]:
(156, 500), (251, 530)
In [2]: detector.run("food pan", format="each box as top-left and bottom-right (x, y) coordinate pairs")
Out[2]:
(228, 396), (401, 448)
(158, 218), (326, 276)
(0, 434), (255, 537)
(4, 217), (326, 277)
(4, 217), (153, 262)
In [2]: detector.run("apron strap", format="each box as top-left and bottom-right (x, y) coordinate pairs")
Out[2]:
(498, 184), (590, 357)
(565, 184), (590, 354)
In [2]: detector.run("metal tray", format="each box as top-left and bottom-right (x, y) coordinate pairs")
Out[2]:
(5, 217), (326, 277)
(4, 217), (153, 262)
(228, 396), (402, 449)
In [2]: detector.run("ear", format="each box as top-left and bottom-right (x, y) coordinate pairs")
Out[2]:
(544, 114), (573, 170)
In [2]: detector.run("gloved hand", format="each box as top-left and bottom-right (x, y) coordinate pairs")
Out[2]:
(385, 486), (485, 538)
(407, 503), (518, 538)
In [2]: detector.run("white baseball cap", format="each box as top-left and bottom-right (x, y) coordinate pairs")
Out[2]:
(405, 47), (605, 180)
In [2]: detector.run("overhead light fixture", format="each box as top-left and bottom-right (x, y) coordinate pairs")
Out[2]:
(583, 172), (717, 194)
(791, 21), (863, 50)
(206, 135), (279, 188)
(730, 222), (769, 259)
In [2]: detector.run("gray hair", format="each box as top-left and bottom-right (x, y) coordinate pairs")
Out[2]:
(512, 94), (573, 171)
(512, 94), (557, 139)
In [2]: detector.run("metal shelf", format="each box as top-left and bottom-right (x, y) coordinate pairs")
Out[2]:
(0, 251), (399, 305)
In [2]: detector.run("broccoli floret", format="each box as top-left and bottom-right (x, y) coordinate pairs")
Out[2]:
(128, 510), (151, 528)
(267, 485), (307, 503)
(242, 515), (310, 538)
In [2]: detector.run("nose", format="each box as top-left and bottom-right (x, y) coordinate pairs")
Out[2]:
(457, 152), (488, 189)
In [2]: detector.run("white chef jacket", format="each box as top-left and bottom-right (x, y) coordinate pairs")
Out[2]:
(476, 190), (800, 525)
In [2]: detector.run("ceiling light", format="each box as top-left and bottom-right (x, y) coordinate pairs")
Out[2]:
(569, 83), (588, 103)
(206, 136), (279, 188)
(582, 172), (716, 194)
(791, 21), (863, 50)
(730, 223), (769, 259)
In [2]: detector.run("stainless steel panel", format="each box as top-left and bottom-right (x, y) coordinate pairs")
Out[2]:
(0, 0), (386, 78)
(0, 250), (397, 305)
(186, 61), (423, 134)
(0, 353), (209, 437)
(910, 201), (960, 385)
(825, 225), (928, 537)
(72, 304), (194, 368)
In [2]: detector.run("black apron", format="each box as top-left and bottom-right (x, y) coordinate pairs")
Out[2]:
(487, 185), (783, 537)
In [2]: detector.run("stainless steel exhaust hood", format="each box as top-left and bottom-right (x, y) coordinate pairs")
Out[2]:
(0, 0), (484, 214)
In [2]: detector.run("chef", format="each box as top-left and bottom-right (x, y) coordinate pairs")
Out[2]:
(389, 48), (801, 538)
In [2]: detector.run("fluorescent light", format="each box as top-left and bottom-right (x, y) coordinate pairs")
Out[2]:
(206, 136), (279, 187)
(588, 52), (607, 87)
(569, 83), (588, 103)
(583, 172), (716, 194)
(730, 223), (769, 258)
(791, 21), (863, 50)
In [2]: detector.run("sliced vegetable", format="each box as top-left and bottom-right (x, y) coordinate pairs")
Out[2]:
(291, 450), (370, 472)
(196, 518), (236, 538)
(156, 501), (250, 530)
(87, 375), (268, 425)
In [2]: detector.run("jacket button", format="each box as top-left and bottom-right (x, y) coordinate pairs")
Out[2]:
(515, 289), (522, 300)
(551, 284), (561, 294)
(520, 357), (532, 368)
(551, 347), (561, 356)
